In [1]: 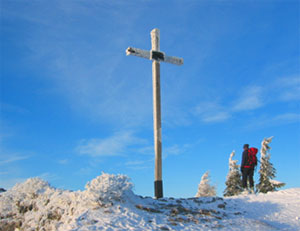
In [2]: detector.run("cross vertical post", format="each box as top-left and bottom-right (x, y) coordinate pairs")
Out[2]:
(151, 29), (163, 199)
(126, 28), (183, 199)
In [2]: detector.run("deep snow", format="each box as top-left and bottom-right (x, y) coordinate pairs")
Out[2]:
(0, 173), (299, 231)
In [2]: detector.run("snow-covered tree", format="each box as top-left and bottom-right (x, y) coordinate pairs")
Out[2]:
(223, 150), (243, 197)
(195, 171), (216, 197)
(256, 137), (285, 193)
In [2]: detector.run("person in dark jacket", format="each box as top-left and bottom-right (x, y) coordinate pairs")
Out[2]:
(241, 144), (254, 192)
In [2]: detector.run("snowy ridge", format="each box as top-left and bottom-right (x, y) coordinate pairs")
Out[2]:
(1, 173), (300, 231)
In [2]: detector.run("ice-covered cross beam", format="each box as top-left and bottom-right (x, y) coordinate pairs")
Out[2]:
(126, 47), (184, 66)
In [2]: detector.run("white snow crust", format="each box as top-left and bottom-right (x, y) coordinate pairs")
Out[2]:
(1, 173), (299, 231)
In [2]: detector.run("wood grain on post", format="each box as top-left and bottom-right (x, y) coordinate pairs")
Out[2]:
(151, 28), (163, 198)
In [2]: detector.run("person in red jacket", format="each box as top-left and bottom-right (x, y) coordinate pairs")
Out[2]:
(241, 144), (254, 192)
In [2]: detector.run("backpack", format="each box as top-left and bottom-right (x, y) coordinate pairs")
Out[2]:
(245, 147), (258, 168)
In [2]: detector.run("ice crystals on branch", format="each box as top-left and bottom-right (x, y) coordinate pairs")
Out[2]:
(257, 136), (286, 193)
(223, 151), (243, 197)
(195, 171), (216, 197)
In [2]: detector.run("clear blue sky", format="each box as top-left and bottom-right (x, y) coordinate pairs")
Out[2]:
(1, 0), (299, 197)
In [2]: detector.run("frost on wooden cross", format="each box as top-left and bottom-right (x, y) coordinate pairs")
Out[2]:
(126, 47), (183, 65)
(126, 28), (183, 199)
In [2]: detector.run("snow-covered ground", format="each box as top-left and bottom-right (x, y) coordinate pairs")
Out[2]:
(1, 173), (299, 231)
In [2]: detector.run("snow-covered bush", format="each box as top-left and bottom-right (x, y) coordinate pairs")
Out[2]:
(223, 151), (243, 197)
(0, 177), (58, 231)
(256, 137), (285, 193)
(0, 178), (52, 215)
(195, 171), (216, 197)
(84, 172), (133, 205)
(0, 173), (136, 231)
(11, 178), (51, 196)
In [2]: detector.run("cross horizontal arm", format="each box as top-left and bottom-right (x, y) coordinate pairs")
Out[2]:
(126, 47), (150, 60)
(126, 47), (184, 66)
(164, 55), (184, 66)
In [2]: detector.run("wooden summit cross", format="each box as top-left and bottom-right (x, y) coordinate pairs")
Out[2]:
(126, 28), (183, 199)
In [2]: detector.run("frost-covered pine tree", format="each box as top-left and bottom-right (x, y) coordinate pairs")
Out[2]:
(256, 137), (285, 193)
(195, 171), (216, 197)
(223, 150), (243, 197)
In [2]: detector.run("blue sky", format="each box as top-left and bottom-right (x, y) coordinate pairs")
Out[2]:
(1, 0), (299, 197)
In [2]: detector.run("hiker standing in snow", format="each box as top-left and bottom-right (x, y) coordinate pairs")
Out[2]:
(241, 144), (256, 193)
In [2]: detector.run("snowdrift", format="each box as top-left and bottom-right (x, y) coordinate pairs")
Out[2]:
(1, 173), (299, 231)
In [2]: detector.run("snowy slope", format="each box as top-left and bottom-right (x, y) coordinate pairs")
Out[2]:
(1, 173), (299, 231)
